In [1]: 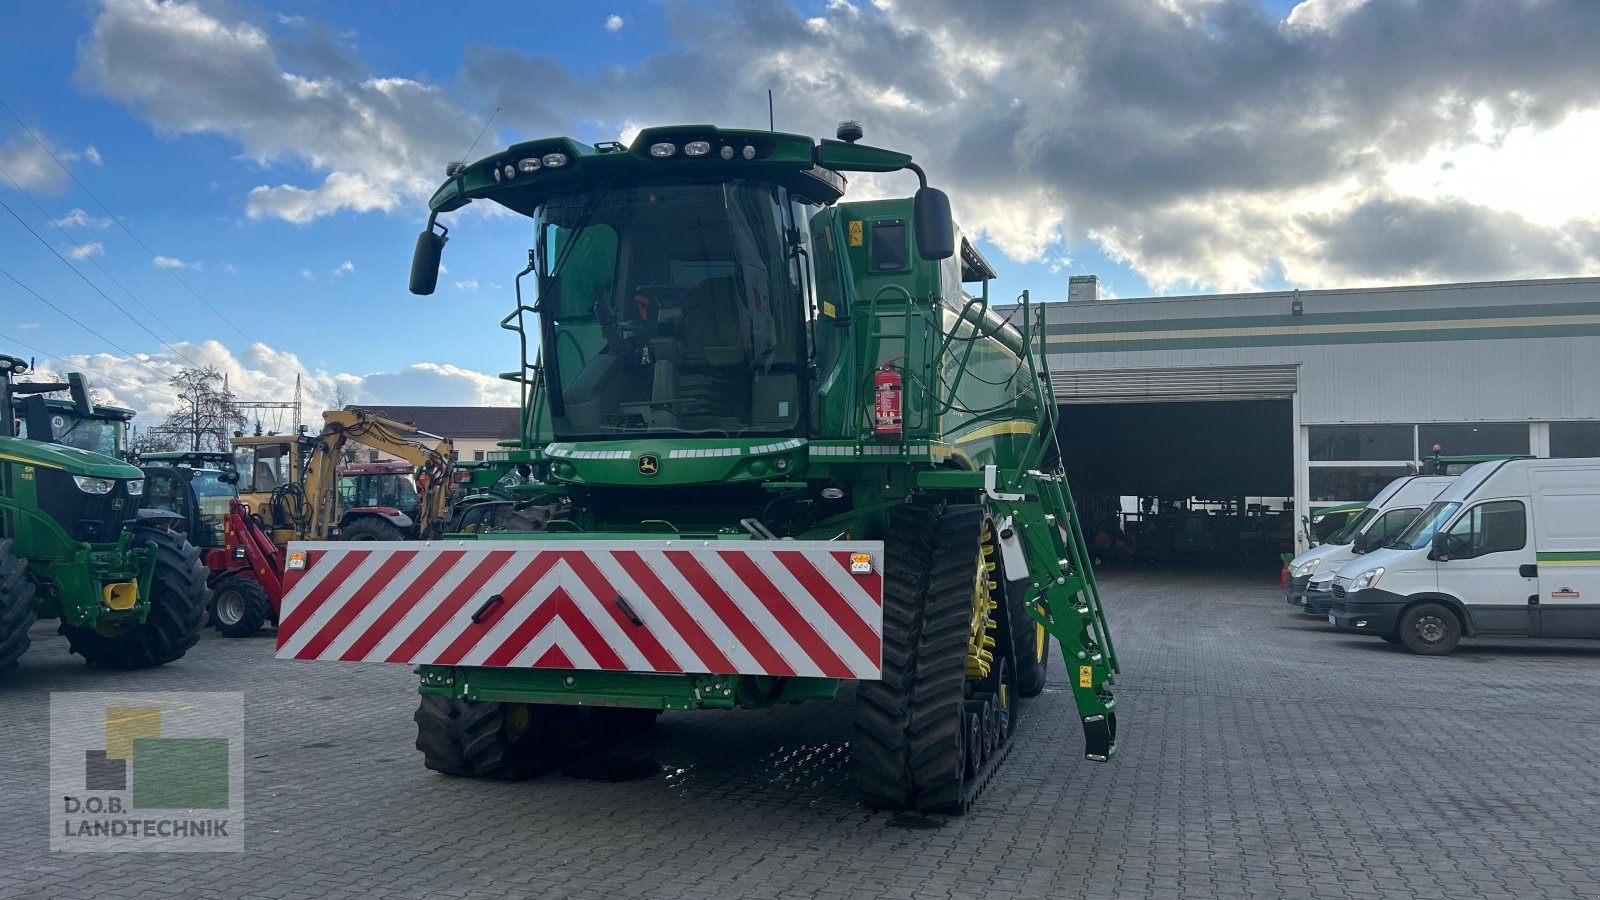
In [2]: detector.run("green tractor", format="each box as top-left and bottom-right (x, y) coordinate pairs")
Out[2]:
(0, 354), (209, 674)
(275, 122), (1117, 813)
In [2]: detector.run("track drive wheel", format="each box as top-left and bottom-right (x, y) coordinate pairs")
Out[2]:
(1011, 589), (1051, 697)
(414, 695), (580, 779)
(213, 577), (273, 638)
(61, 527), (209, 670)
(851, 503), (983, 814)
(0, 539), (38, 676)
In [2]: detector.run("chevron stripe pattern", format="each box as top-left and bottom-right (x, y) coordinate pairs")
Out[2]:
(274, 540), (885, 679)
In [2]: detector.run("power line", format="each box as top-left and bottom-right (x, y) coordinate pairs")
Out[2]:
(0, 330), (181, 400)
(0, 95), (259, 346)
(0, 186), (217, 379)
(0, 165), (189, 344)
(0, 261), (181, 386)
(0, 95), (323, 406)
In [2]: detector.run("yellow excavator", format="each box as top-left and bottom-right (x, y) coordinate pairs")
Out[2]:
(230, 408), (454, 543)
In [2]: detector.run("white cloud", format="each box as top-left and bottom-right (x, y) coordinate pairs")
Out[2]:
(453, 278), (479, 291)
(224, 262), (237, 274)
(37, 340), (519, 428)
(16, 322), (39, 329)
(83, 146), (103, 166)
(605, 14), (624, 32)
(80, 0), (1600, 291)
(301, 268), (313, 279)
(276, 13), (307, 28)
(66, 241), (104, 260)
(1385, 107), (1600, 229)
(245, 172), (398, 224)
(78, 0), (482, 224)
(52, 208), (112, 229)
(333, 259), (355, 276)
(153, 254), (201, 270)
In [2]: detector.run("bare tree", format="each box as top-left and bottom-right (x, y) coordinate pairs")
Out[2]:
(161, 366), (245, 452)
(129, 424), (181, 455)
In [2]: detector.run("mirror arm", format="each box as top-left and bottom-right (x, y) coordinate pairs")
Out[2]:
(903, 162), (929, 189)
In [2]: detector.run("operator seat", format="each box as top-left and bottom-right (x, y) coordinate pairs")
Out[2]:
(254, 460), (279, 492)
(677, 275), (748, 366)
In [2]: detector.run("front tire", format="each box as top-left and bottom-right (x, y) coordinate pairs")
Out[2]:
(1397, 602), (1461, 656)
(0, 539), (38, 676)
(414, 695), (577, 779)
(213, 577), (272, 638)
(61, 527), (209, 669)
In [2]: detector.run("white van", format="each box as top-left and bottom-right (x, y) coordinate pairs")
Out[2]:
(1286, 475), (1454, 615)
(1327, 457), (1600, 654)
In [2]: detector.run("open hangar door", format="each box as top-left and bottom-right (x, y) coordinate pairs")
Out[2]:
(1050, 365), (1299, 567)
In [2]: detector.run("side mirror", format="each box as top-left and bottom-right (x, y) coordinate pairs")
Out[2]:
(68, 372), (93, 417)
(409, 228), (447, 295)
(1431, 532), (1450, 561)
(1353, 530), (1375, 553)
(912, 186), (954, 261)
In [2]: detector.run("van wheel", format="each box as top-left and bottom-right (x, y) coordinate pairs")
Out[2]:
(1398, 602), (1460, 656)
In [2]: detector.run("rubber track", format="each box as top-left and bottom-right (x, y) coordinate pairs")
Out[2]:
(852, 503), (990, 813)
(0, 539), (38, 675)
(60, 527), (209, 669)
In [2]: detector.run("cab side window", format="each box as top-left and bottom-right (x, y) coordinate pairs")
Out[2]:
(1443, 500), (1527, 559)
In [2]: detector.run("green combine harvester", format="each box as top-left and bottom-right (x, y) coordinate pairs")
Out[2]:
(0, 354), (209, 674)
(275, 122), (1117, 812)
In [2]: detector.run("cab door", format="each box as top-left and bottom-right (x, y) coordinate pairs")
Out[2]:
(1533, 492), (1600, 638)
(1435, 500), (1535, 634)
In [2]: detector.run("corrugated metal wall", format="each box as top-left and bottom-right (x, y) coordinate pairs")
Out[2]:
(1034, 277), (1600, 424)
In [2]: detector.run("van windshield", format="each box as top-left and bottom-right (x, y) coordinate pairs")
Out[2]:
(1389, 501), (1461, 550)
(1329, 508), (1379, 546)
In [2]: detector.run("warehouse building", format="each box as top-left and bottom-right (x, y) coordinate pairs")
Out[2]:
(1038, 275), (1600, 561)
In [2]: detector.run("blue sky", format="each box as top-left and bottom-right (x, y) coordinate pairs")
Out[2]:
(2, 0), (1596, 421)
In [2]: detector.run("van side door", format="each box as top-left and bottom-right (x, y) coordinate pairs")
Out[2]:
(1436, 500), (1535, 635)
(1532, 491), (1600, 638)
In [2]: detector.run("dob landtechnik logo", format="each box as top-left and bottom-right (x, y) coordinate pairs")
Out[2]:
(50, 692), (244, 852)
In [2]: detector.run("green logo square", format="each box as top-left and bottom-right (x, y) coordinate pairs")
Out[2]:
(131, 738), (230, 810)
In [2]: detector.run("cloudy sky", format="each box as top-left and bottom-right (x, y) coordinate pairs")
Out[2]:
(2, 0), (1598, 425)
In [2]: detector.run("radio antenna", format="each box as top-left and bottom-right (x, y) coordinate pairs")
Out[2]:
(768, 90), (775, 131)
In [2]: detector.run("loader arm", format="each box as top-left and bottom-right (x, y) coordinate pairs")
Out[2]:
(300, 409), (456, 540)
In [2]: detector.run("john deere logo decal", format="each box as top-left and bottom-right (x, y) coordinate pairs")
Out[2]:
(638, 455), (660, 477)
(111, 499), (124, 510)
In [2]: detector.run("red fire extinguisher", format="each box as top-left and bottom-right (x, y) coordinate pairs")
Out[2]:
(873, 360), (903, 439)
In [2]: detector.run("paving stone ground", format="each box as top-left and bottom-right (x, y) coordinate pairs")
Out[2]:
(4, 566), (1600, 899)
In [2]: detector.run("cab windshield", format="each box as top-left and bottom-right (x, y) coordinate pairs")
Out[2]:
(1328, 508), (1379, 546)
(339, 473), (420, 515)
(29, 409), (126, 458)
(190, 470), (237, 545)
(534, 180), (811, 439)
(1390, 501), (1462, 550)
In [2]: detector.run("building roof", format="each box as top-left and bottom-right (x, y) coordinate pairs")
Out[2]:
(353, 405), (520, 439)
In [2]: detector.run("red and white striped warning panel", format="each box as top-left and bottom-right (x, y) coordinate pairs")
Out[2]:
(275, 540), (884, 679)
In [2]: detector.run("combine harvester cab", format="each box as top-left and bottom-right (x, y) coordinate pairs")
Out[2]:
(277, 123), (1119, 812)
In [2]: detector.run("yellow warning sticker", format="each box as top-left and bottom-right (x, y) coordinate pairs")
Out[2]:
(1078, 665), (1093, 689)
(822, 300), (837, 318)
(848, 220), (863, 246)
